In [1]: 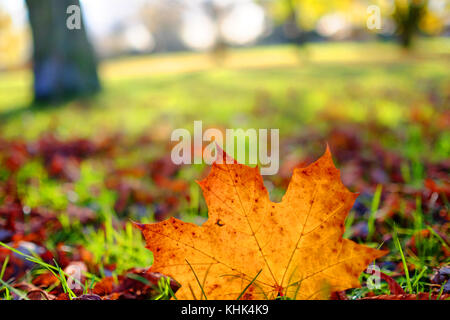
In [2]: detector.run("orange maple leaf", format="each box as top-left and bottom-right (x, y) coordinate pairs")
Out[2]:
(137, 147), (387, 300)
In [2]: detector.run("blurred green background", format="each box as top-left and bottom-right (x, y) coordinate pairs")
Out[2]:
(0, 0), (449, 299)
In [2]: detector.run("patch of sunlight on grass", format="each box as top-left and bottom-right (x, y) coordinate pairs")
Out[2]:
(0, 39), (448, 141)
(375, 100), (405, 127)
(0, 69), (32, 112)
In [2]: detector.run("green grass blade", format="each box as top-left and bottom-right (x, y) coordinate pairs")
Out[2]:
(393, 228), (412, 293)
(0, 255), (9, 281)
(426, 226), (449, 249)
(343, 211), (355, 239)
(411, 266), (427, 290)
(236, 269), (262, 300)
(0, 279), (29, 300)
(367, 184), (382, 241)
(186, 259), (207, 300)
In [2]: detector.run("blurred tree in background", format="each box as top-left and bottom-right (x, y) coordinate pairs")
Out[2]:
(270, 0), (448, 48)
(391, 0), (446, 48)
(25, 0), (100, 104)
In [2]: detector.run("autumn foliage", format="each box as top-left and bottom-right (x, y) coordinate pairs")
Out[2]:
(138, 147), (387, 299)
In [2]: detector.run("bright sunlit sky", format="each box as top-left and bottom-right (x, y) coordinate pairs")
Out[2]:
(1, 0), (267, 50)
(80, 0), (150, 37)
(0, 0), (165, 35)
(0, 0), (28, 27)
(2, 0), (448, 36)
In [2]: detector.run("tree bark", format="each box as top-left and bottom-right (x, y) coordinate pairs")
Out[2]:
(25, 0), (100, 104)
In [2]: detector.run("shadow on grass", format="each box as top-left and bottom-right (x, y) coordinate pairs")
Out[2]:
(0, 93), (100, 124)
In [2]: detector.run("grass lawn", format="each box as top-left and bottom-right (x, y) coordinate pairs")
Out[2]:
(0, 39), (448, 140)
(0, 39), (449, 299)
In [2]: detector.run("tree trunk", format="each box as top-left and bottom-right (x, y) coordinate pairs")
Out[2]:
(393, 0), (427, 49)
(25, 0), (100, 104)
(282, 0), (304, 46)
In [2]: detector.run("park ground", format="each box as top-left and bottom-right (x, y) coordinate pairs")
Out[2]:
(0, 39), (449, 299)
